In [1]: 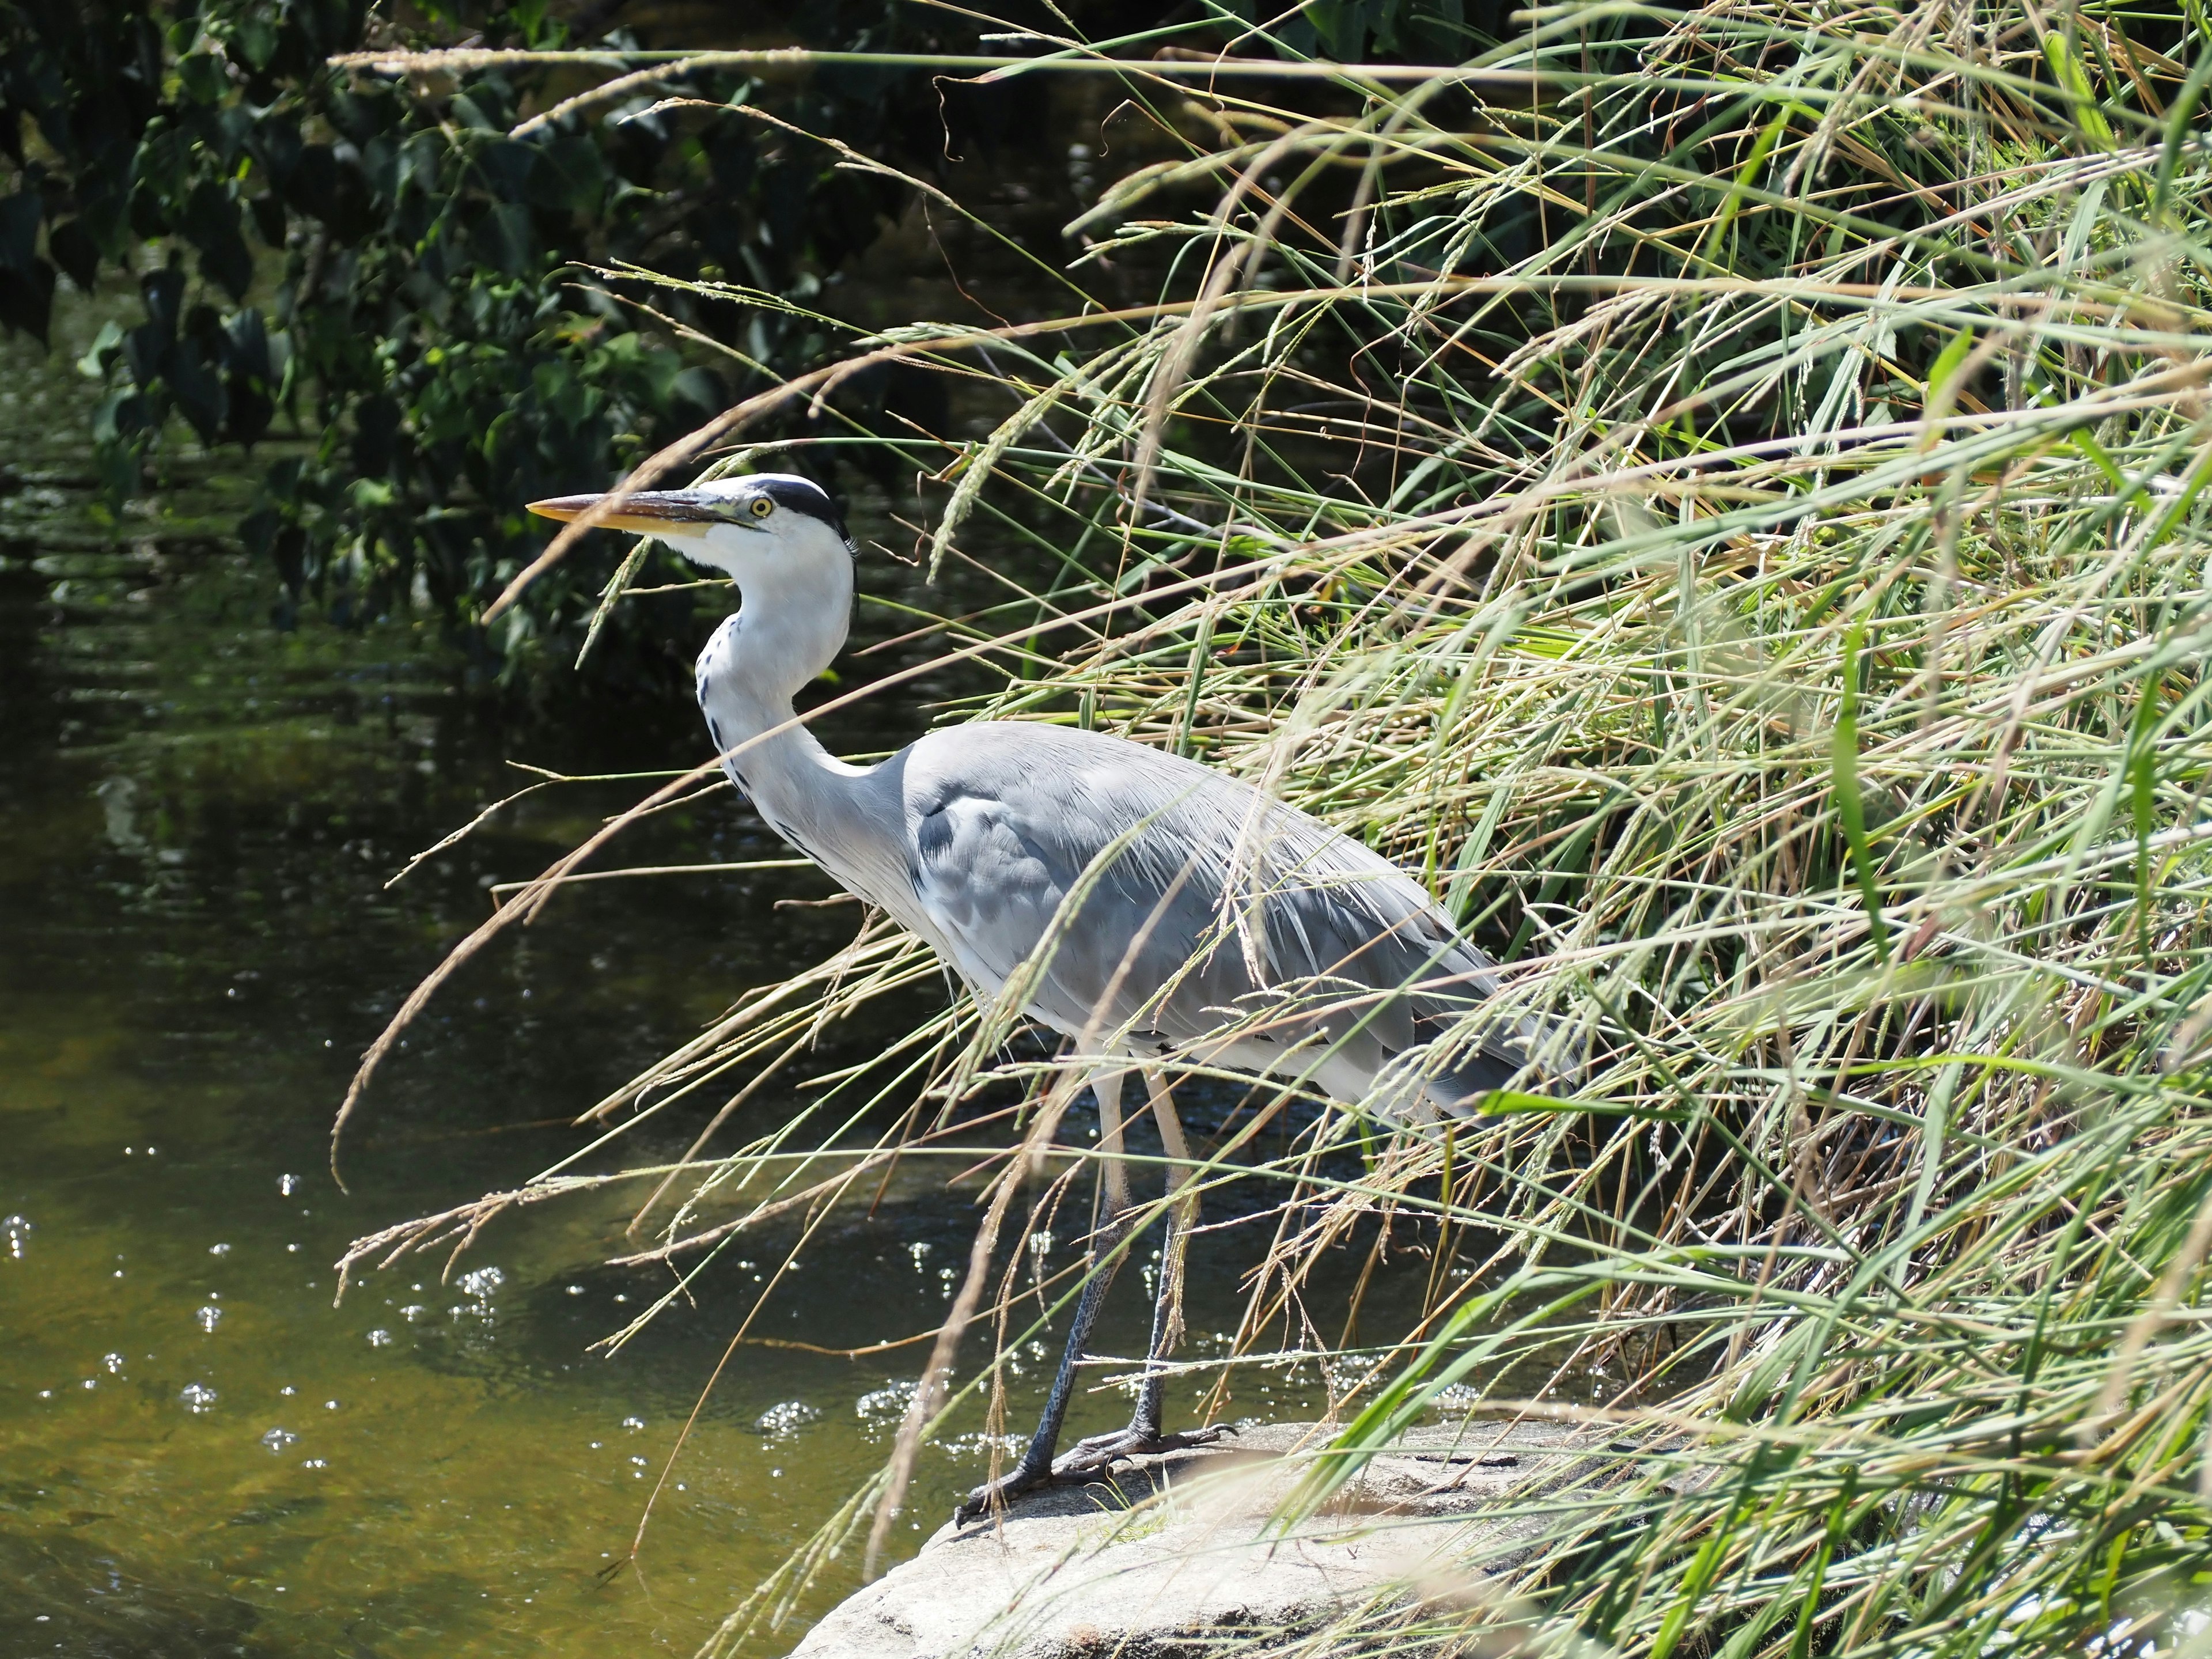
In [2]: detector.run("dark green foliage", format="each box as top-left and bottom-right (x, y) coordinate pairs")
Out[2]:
(0, 0), (1516, 687)
(0, 0), (988, 687)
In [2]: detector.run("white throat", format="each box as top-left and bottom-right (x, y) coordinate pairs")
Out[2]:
(690, 517), (871, 885)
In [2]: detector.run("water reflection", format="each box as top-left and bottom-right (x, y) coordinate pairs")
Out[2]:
(3, 293), (995, 1653)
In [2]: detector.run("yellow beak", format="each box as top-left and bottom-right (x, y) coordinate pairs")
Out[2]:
(525, 490), (737, 535)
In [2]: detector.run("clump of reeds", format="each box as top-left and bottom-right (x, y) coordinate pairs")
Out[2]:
(336, 3), (2212, 1654)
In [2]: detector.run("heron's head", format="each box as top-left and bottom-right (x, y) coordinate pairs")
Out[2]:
(527, 473), (852, 588)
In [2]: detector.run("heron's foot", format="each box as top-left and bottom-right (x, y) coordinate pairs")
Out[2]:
(1051, 1421), (1237, 1480)
(953, 1457), (1055, 1525)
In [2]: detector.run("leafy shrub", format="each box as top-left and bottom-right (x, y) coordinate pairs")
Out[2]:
(2, 0), (980, 685)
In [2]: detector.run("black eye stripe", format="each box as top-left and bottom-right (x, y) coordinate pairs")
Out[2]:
(748, 475), (850, 544)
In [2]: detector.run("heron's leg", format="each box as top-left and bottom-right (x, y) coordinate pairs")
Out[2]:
(954, 1064), (1134, 1523)
(1054, 1069), (1233, 1476)
(1131, 1067), (1196, 1435)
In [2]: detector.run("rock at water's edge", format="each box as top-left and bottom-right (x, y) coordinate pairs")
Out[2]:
(789, 1421), (1584, 1659)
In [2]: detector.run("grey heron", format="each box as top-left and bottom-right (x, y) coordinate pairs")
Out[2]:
(528, 473), (1546, 1521)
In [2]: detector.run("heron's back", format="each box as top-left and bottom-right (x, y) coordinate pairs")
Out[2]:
(889, 723), (1538, 1108)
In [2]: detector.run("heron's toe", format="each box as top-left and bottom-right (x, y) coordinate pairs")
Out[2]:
(1050, 1422), (1233, 1478)
(953, 1461), (1052, 1524)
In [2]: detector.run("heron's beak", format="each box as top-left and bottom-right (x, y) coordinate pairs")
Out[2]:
(526, 490), (745, 536)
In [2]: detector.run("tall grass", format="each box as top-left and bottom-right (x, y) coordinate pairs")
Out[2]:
(337, 3), (2212, 1654)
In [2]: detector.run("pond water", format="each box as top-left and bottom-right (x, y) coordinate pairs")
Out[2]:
(0, 288), (1435, 1655)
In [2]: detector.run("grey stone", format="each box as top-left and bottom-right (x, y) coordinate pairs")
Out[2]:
(789, 1421), (1588, 1659)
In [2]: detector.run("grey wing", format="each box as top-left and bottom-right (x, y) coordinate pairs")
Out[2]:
(896, 724), (1540, 1103)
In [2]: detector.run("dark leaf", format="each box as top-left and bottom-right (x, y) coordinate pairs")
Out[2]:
(323, 156), (374, 245)
(47, 218), (100, 291)
(93, 388), (153, 444)
(0, 262), (56, 343)
(183, 302), (225, 349)
(250, 113), (304, 185)
(475, 139), (539, 203)
(182, 181), (252, 301)
(353, 393), (401, 475)
(222, 308), (271, 382)
(129, 123), (190, 214)
(212, 105), (256, 171)
(72, 180), (130, 260)
(176, 52), (228, 104)
(447, 93), (497, 132)
(168, 342), (228, 443)
(225, 379), (274, 448)
(327, 89), (389, 149)
(95, 435), (143, 502)
(237, 507), (281, 560)
(525, 136), (607, 213)
(671, 367), (724, 418)
(139, 264), (184, 338)
(248, 193), (286, 248)
(0, 192), (42, 272)
(234, 15), (279, 69)
(125, 320), (170, 387)
(127, 184), (170, 243)
(281, 145), (336, 217)
(271, 525), (306, 596)
(470, 201), (538, 276)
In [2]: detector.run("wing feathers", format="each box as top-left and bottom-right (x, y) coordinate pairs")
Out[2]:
(900, 724), (1540, 1103)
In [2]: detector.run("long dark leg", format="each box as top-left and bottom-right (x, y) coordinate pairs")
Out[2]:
(955, 1065), (1133, 1522)
(1054, 1069), (1232, 1476)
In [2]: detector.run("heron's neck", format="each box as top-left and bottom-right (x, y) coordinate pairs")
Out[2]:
(696, 597), (875, 876)
(699, 594), (849, 749)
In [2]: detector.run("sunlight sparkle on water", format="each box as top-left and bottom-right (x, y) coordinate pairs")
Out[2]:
(756, 1400), (820, 1437)
(857, 1380), (918, 1429)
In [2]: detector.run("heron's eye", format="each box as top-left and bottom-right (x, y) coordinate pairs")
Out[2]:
(749, 497), (774, 518)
